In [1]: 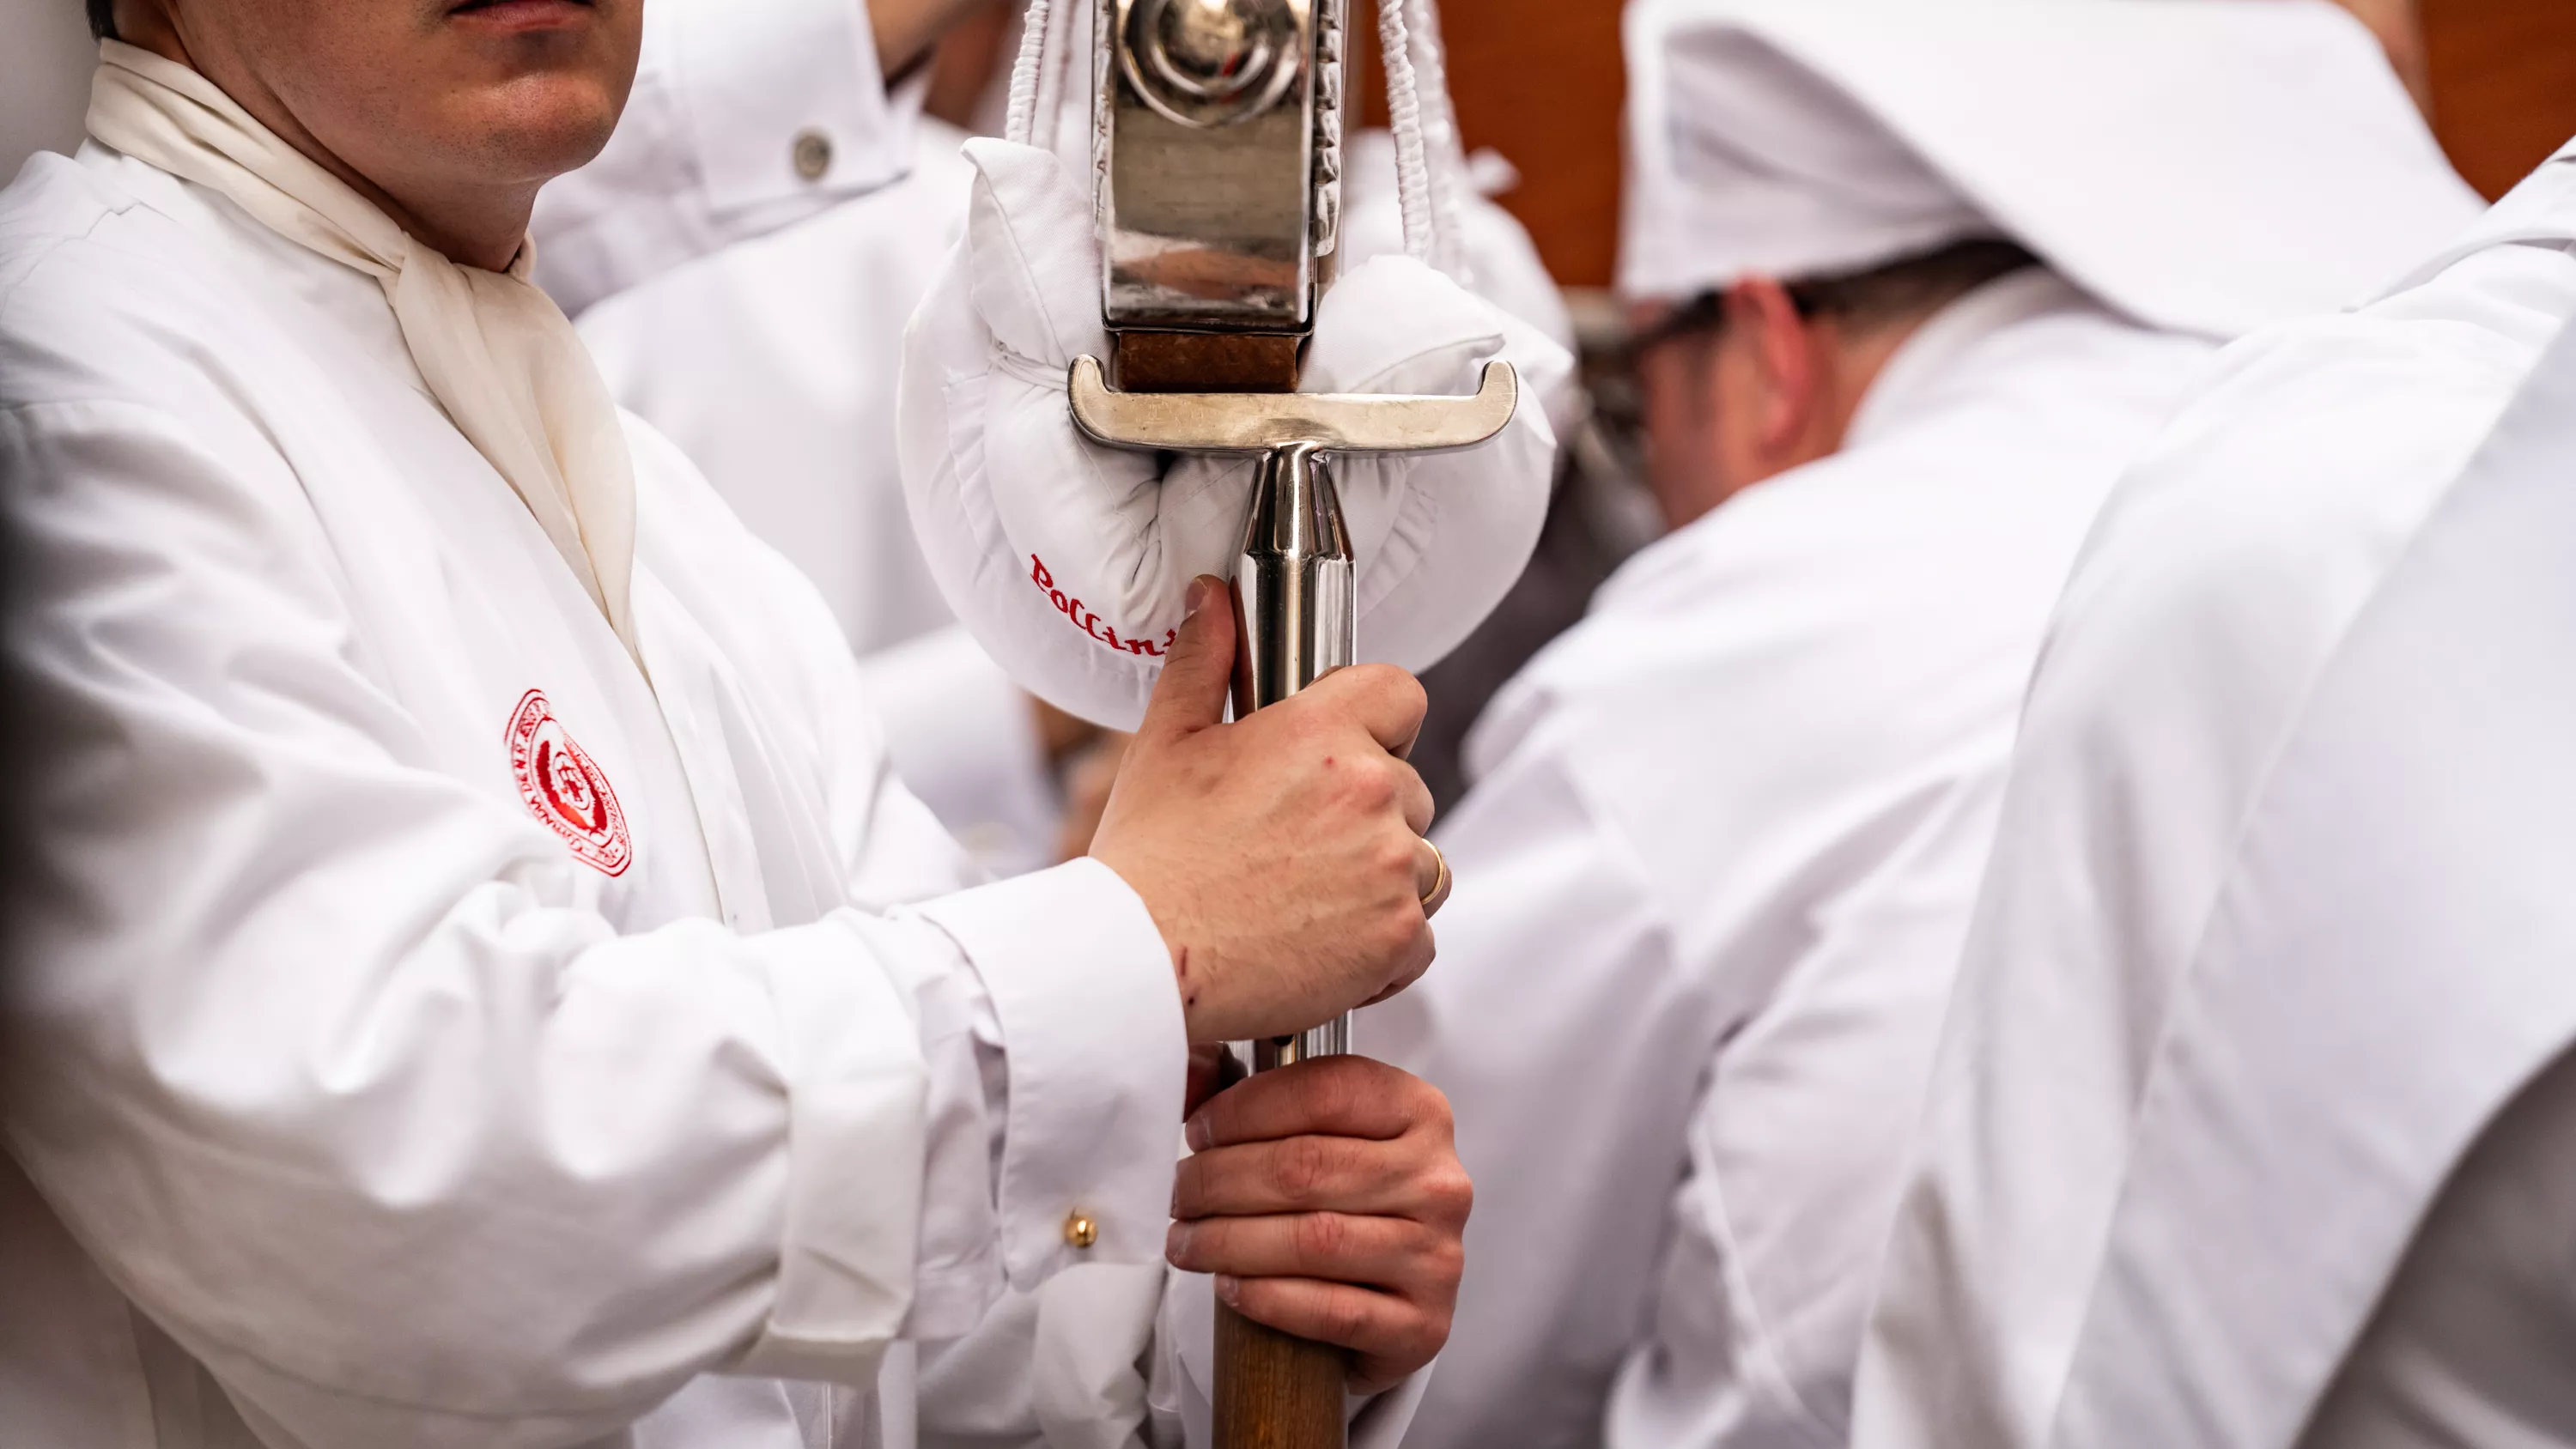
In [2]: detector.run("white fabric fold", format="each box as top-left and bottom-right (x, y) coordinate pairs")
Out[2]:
(86, 39), (640, 649)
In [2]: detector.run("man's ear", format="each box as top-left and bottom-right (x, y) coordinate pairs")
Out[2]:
(1726, 276), (1822, 462)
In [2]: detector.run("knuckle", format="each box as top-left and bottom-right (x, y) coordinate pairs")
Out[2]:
(1426, 1164), (1475, 1223)
(1406, 922), (1439, 974)
(1396, 761), (1431, 813)
(1419, 1307), (1455, 1355)
(1374, 833), (1419, 882)
(1367, 665), (1428, 718)
(1347, 661), (1406, 694)
(1355, 760), (1401, 811)
(1379, 910), (1430, 966)
(1426, 1234), (1467, 1289)
(1324, 1289), (1374, 1346)
(1294, 1211), (1351, 1267)
(1411, 1081), (1455, 1133)
(1275, 1136), (1335, 1201)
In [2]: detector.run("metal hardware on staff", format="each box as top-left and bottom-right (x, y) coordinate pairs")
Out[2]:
(1081, 0), (1516, 1442)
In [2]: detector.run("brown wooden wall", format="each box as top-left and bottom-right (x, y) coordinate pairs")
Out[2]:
(1374, 0), (2576, 289)
(2423, 0), (2576, 199)
(1395, 0), (1629, 288)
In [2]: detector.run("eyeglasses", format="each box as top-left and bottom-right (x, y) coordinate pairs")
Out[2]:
(1622, 288), (1729, 367)
(1622, 282), (1850, 371)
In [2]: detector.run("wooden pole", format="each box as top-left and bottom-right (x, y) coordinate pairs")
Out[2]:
(1215, 1302), (1347, 1449)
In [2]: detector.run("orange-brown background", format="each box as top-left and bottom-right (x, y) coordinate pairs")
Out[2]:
(1342, 0), (2576, 288)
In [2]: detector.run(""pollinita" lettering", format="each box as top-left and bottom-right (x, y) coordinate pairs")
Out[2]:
(1030, 555), (1178, 658)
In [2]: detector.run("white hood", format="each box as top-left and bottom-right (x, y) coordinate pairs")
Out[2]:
(1618, 0), (2482, 338)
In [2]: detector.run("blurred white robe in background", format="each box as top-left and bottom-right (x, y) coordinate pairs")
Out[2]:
(573, 124), (1068, 877)
(1856, 136), (2576, 1449)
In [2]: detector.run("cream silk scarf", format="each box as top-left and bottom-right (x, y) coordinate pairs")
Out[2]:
(86, 39), (637, 650)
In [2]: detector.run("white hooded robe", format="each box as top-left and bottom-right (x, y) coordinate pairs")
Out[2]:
(1853, 137), (2576, 1449)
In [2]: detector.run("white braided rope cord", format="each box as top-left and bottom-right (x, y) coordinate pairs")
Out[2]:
(1371, 0), (1439, 264)
(1397, 0), (1474, 283)
(1004, 0), (1054, 143)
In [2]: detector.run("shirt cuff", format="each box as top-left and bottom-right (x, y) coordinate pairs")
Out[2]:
(914, 858), (1188, 1287)
(735, 917), (939, 1382)
(673, 0), (920, 216)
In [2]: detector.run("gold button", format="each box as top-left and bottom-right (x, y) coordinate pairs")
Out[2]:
(791, 129), (833, 181)
(1063, 1210), (1099, 1250)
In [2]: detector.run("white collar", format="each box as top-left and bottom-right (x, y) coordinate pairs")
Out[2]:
(79, 140), (428, 402)
(1845, 266), (2090, 446)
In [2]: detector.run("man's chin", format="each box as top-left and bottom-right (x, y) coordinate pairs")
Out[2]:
(441, 80), (626, 185)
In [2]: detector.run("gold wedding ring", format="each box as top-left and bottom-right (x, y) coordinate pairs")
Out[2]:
(1419, 840), (1453, 917)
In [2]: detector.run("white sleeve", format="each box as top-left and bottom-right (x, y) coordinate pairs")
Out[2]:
(0, 400), (1184, 1449)
(531, 0), (926, 316)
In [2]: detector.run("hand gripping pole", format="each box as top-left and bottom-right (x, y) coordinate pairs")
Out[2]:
(1068, 354), (1516, 1447)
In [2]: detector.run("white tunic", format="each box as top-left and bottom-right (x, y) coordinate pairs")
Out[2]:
(1364, 270), (2218, 1449)
(0, 142), (1187, 1449)
(1852, 141), (2576, 1449)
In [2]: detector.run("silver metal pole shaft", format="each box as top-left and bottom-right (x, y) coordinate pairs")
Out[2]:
(1229, 441), (1357, 1071)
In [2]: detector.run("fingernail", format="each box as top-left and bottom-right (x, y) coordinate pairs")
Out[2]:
(1166, 1222), (1193, 1264)
(1186, 1113), (1212, 1151)
(1215, 1274), (1242, 1306)
(1184, 578), (1211, 616)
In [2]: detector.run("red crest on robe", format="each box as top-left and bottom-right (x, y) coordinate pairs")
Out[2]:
(505, 689), (632, 877)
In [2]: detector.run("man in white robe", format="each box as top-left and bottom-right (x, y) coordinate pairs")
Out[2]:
(0, 3), (1487, 1446)
(1851, 134), (2576, 1449)
(1356, 3), (2481, 1447)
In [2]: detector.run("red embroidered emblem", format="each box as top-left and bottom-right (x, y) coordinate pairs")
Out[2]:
(505, 689), (632, 876)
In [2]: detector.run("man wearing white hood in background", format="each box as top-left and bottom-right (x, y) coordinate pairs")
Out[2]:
(1347, 3), (2481, 1448)
(1850, 118), (2576, 1449)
